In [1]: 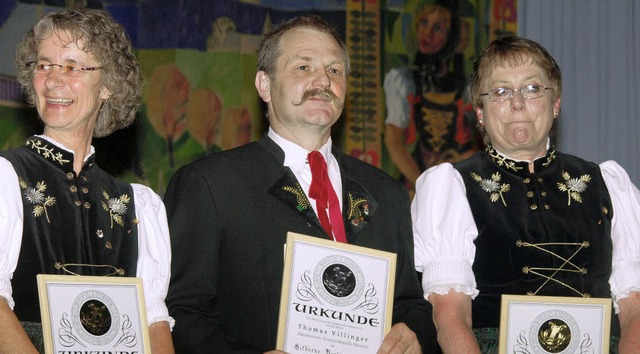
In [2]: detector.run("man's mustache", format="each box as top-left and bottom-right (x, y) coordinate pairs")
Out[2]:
(292, 88), (344, 109)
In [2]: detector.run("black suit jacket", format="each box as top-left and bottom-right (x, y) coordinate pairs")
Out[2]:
(164, 136), (438, 353)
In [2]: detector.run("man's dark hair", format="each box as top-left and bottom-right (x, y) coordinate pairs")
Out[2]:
(256, 15), (350, 76)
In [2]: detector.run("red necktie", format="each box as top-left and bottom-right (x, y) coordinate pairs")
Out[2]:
(308, 151), (346, 243)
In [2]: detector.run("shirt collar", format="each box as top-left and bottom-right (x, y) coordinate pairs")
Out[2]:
(267, 127), (333, 171)
(37, 134), (96, 163)
(491, 138), (551, 164)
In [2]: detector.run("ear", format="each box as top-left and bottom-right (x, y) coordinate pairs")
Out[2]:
(255, 71), (271, 103)
(475, 106), (485, 125)
(553, 97), (561, 118)
(100, 86), (112, 100)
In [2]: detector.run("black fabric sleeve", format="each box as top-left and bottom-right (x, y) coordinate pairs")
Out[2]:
(164, 163), (228, 353)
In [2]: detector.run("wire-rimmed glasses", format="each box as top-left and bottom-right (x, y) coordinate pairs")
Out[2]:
(481, 84), (553, 102)
(28, 61), (103, 78)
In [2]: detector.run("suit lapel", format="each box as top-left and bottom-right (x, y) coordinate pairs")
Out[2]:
(333, 147), (378, 243)
(261, 135), (378, 243)
(260, 136), (326, 234)
(268, 167), (324, 232)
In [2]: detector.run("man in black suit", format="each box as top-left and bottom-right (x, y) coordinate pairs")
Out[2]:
(164, 15), (438, 354)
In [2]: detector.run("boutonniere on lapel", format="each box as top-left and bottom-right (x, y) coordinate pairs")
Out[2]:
(557, 171), (591, 206)
(282, 184), (310, 212)
(470, 171), (510, 207)
(346, 193), (369, 226)
(101, 190), (131, 228)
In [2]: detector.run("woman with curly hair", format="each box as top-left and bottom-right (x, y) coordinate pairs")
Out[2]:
(0, 8), (174, 353)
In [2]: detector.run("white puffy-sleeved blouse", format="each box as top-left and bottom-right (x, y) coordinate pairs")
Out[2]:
(0, 136), (173, 327)
(413, 157), (640, 313)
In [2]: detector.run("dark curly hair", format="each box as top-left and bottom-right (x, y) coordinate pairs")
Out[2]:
(14, 8), (143, 137)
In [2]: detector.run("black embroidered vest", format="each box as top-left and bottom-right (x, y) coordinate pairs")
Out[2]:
(0, 137), (138, 322)
(454, 146), (613, 329)
(411, 66), (476, 170)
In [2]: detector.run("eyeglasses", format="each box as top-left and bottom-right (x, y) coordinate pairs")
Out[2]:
(28, 62), (102, 77)
(481, 84), (553, 102)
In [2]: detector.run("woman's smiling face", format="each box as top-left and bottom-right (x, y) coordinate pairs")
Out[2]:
(33, 29), (111, 136)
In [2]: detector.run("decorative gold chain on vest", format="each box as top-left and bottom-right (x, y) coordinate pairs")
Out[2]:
(516, 240), (590, 297)
(54, 262), (125, 276)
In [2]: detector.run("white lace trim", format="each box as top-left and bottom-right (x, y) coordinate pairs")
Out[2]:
(611, 286), (640, 314)
(424, 284), (479, 301)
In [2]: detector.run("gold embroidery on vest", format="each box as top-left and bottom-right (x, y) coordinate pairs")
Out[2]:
(542, 149), (556, 167)
(487, 146), (522, 172)
(27, 138), (71, 165)
(20, 178), (56, 223)
(54, 261), (125, 276)
(127, 219), (139, 235)
(471, 172), (510, 206)
(556, 171), (591, 206)
(517, 240), (590, 297)
(421, 107), (455, 152)
(101, 190), (130, 228)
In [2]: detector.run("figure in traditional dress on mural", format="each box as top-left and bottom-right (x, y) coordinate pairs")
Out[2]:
(384, 1), (481, 191)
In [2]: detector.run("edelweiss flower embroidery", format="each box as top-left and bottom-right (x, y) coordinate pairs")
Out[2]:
(101, 190), (131, 228)
(557, 171), (591, 205)
(25, 187), (44, 204)
(20, 179), (56, 223)
(108, 197), (128, 214)
(471, 172), (510, 206)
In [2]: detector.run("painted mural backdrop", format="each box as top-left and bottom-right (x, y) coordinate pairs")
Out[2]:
(0, 0), (517, 195)
(381, 0), (517, 192)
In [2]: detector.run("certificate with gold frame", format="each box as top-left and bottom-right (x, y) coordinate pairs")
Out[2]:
(276, 232), (396, 353)
(37, 274), (151, 354)
(498, 294), (612, 354)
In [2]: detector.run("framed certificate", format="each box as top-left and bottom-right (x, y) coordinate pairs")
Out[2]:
(498, 294), (612, 354)
(276, 232), (396, 353)
(37, 274), (151, 354)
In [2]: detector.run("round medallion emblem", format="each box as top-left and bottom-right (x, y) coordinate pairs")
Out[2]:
(314, 255), (364, 306)
(71, 290), (120, 345)
(530, 309), (579, 353)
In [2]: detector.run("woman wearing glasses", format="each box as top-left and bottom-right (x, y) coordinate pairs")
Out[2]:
(411, 36), (640, 353)
(0, 9), (174, 353)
